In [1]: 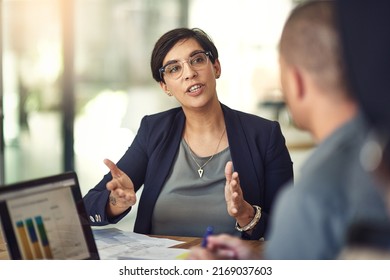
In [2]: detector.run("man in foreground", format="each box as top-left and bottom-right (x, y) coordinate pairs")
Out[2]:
(189, 0), (388, 260)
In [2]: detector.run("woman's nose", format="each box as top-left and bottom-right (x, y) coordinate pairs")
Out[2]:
(182, 62), (198, 80)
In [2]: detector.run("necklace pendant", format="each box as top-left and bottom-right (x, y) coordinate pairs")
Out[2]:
(197, 168), (204, 178)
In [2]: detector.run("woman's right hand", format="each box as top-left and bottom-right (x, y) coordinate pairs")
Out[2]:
(104, 158), (136, 216)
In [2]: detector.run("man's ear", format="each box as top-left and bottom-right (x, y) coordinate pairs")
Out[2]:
(291, 66), (305, 100)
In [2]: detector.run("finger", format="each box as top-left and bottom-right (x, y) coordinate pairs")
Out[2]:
(224, 161), (234, 181)
(118, 188), (127, 198)
(227, 190), (240, 215)
(106, 180), (119, 191)
(228, 178), (240, 198)
(215, 249), (238, 260)
(125, 192), (137, 205)
(104, 158), (122, 178)
(207, 234), (241, 250)
(230, 173), (243, 197)
(229, 176), (238, 190)
(212, 235), (254, 259)
(188, 247), (216, 260)
(232, 171), (240, 186)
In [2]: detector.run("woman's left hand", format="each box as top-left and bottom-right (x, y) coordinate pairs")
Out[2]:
(224, 161), (256, 228)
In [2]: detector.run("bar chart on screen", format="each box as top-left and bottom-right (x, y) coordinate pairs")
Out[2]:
(7, 186), (89, 259)
(15, 216), (52, 259)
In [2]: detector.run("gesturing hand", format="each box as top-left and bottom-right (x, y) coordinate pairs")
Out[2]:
(104, 159), (136, 214)
(224, 161), (246, 216)
(224, 161), (255, 228)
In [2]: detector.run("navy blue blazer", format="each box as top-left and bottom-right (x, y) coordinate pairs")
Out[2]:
(83, 103), (293, 240)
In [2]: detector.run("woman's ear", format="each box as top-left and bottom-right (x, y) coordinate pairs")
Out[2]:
(160, 81), (172, 96)
(214, 58), (221, 78)
(160, 81), (168, 92)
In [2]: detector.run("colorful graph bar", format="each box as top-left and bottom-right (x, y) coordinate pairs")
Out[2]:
(15, 216), (53, 259)
(16, 221), (33, 259)
(35, 216), (53, 259)
(25, 218), (43, 259)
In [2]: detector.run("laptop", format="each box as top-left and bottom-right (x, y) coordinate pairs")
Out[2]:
(0, 172), (99, 260)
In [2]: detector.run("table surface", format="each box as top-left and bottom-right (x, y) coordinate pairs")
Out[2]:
(0, 232), (264, 260)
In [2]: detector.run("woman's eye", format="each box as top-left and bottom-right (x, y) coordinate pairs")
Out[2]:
(168, 64), (181, 73)
(192, 57), (204, 65)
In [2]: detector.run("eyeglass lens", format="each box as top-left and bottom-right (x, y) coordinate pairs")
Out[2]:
(163, 52), (209, 79)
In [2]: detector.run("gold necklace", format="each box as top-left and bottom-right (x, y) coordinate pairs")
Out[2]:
(184, 128), (226, 178)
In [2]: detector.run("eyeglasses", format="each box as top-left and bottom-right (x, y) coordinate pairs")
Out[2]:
(159, 51), (213, 81)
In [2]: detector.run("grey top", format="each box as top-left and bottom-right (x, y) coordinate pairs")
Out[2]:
(151, 139), (239, 237)
(264, 114), (389, 259)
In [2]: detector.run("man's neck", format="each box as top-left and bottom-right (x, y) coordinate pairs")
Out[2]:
(312, 101), (358, 143)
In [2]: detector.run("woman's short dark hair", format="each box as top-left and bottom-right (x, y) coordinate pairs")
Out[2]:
(150, 27), (219, 83)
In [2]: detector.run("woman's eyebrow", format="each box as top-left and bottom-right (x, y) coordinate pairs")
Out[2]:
(164, 50), (205, 65)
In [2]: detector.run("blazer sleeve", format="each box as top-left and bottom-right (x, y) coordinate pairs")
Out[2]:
(82, 116), (151, 226)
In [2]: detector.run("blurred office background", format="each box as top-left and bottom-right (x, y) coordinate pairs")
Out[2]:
(0, 0), (313, 229)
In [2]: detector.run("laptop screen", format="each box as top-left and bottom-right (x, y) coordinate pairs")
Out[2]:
(0, 172), (99, 260)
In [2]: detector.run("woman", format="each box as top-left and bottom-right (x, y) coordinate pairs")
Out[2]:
(83, 27), (293, 240)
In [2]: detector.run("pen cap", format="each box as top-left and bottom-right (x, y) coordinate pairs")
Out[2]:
(201, 226), (214, 248)
(205, 226), (214, 234)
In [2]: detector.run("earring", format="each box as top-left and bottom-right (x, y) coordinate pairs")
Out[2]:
(166, 90), (172, 96)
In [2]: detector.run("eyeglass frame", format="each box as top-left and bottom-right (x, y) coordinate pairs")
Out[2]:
(158, 50), (214, 81)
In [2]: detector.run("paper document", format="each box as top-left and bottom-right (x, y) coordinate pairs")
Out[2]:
(92, 227), (188, 260)
(117, 247), (190, 260)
